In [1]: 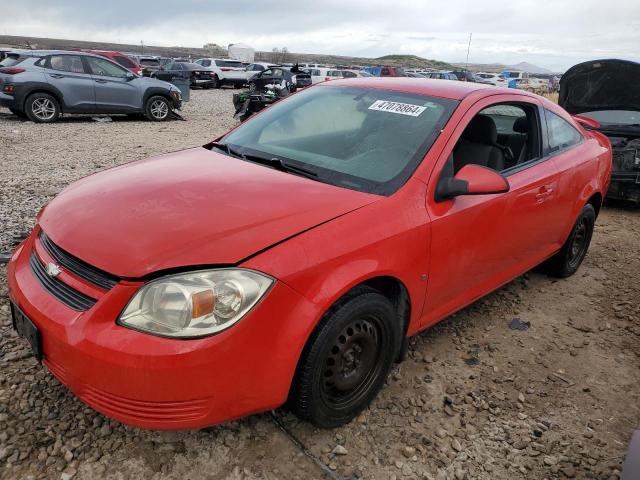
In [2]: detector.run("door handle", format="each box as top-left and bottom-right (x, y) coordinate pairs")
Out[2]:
(49, 74), (64, 79)
(535, 186), (554, 203)
(94, 79), (108, 83)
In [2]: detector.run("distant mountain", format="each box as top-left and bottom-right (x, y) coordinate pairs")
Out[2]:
(0, 35), (455, 70)
(508, 62), (553, 74)
(373, 54), (453, 70)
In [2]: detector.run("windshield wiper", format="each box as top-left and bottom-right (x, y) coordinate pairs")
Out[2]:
(242, 151), (319, 179)
(209, 142), (246, 160)
(211, 143), (319, 180)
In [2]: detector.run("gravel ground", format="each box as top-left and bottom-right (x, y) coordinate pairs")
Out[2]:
(1, 89), (639, 480)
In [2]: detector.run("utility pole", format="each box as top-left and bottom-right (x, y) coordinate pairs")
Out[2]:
(141, 41), (144, 55)
(465, 32), (472, 72)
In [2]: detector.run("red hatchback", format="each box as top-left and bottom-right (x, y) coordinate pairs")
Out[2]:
(7, 78), (611, 430)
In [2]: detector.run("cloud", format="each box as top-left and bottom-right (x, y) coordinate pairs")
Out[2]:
(2, 0), (640, 71)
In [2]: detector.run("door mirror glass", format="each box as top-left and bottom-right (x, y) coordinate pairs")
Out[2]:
(125, 72), (135, 81)
(437, 164), (509, 201)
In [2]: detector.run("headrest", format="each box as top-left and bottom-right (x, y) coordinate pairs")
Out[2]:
(513, 116), (529, 134)
(462, 115), (497, 144)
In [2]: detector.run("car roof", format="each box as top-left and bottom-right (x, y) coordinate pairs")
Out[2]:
(320, 77), (512, 100)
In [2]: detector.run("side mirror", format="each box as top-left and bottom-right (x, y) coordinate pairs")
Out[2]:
(125, 72), (135, 81)
(436, 164), (509, 202)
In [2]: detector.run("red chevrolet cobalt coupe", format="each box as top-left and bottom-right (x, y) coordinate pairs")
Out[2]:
(8, 78), (611, 429)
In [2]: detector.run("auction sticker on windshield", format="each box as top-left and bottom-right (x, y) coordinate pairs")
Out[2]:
(368, 100), (427, 117)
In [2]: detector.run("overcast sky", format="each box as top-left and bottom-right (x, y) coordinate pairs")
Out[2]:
(2, 0), (640, 71)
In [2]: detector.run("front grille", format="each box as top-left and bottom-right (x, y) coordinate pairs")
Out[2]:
(29, 252), (97, 311)
(40, 232), (119, 290)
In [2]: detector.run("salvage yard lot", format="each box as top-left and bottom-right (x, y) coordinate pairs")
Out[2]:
(0, 89), (639, 480)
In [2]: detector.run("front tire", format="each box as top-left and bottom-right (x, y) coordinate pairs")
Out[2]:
(25, 93), (60, 123)
(545, 204), (596, 278)
(213, 75), (221, 89)
(144, 96), (171, 121)
(289, 287), (400, 428)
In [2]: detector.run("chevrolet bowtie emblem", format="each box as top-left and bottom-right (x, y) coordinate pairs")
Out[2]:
(45, 263), (61, 278)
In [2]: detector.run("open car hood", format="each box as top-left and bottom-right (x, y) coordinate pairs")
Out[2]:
(559, 59), (640, 115)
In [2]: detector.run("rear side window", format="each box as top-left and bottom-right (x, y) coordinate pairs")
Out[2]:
(114, 56), (136, 68)
(545, 110), (583, 152)
(0, 54), (25, 67)
(49, 55), (85, 74)
(86, 57), (129, 78)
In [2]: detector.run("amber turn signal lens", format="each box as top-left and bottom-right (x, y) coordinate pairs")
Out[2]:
(192, 290), (215, 318)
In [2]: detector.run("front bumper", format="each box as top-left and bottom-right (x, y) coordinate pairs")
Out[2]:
(7, 230), (320, 430)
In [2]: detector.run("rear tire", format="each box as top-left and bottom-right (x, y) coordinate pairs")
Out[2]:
(289, 287), (400, 428)
(24, 93), (60, 123)
(144, 96), (171, 121)
(544, 204), (596, 278)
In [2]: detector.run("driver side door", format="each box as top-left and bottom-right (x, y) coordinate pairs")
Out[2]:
(422, 94), (560, 328)
(85, 56), (141, 112)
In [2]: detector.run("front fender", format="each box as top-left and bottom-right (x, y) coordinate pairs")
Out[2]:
(242, 178), (431, 338)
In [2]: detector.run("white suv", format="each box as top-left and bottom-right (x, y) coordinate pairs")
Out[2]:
(476, 72), (509, 87)
(194, 58), (246, 88)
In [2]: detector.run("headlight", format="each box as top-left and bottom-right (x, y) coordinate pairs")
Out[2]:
(118, 269), (273, 338)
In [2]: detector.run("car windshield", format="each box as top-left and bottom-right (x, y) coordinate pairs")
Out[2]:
(580, 110), (640, 126)
(219, 85), (458, 195)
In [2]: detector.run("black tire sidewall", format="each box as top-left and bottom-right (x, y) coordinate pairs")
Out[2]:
(145, 96), (171, 122)
(292, 291), (400, 428)
(213, 75), (221, 89)
(551, 204), (596, 277)
(25, 93), (60, 123)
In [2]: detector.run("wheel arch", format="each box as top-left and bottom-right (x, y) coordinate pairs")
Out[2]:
(142, 88), (174, 108)
(20, 85), (64, 112)
(586, 191), (603, 217)
(285, 274), (412, 405)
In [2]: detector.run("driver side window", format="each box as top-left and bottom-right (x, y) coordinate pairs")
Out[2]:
(451, 103), (541, 174)
(87, 57), (129, 78)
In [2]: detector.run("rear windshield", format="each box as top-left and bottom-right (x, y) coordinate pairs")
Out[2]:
(221, 85), (458, 195)
(114, 56), (136, 68)
(140, 59), (159, 67)
(216, 60), (243, 68)
(0, 54), (25, 67)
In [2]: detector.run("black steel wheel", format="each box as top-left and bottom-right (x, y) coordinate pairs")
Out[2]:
(289, 287), (400, 428)
(545, 203), (596, 278)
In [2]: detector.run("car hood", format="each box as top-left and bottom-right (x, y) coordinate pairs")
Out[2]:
(559, 59), (640, 114)
(39, 147), (378, 278)
(137, 76), (176, 90)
